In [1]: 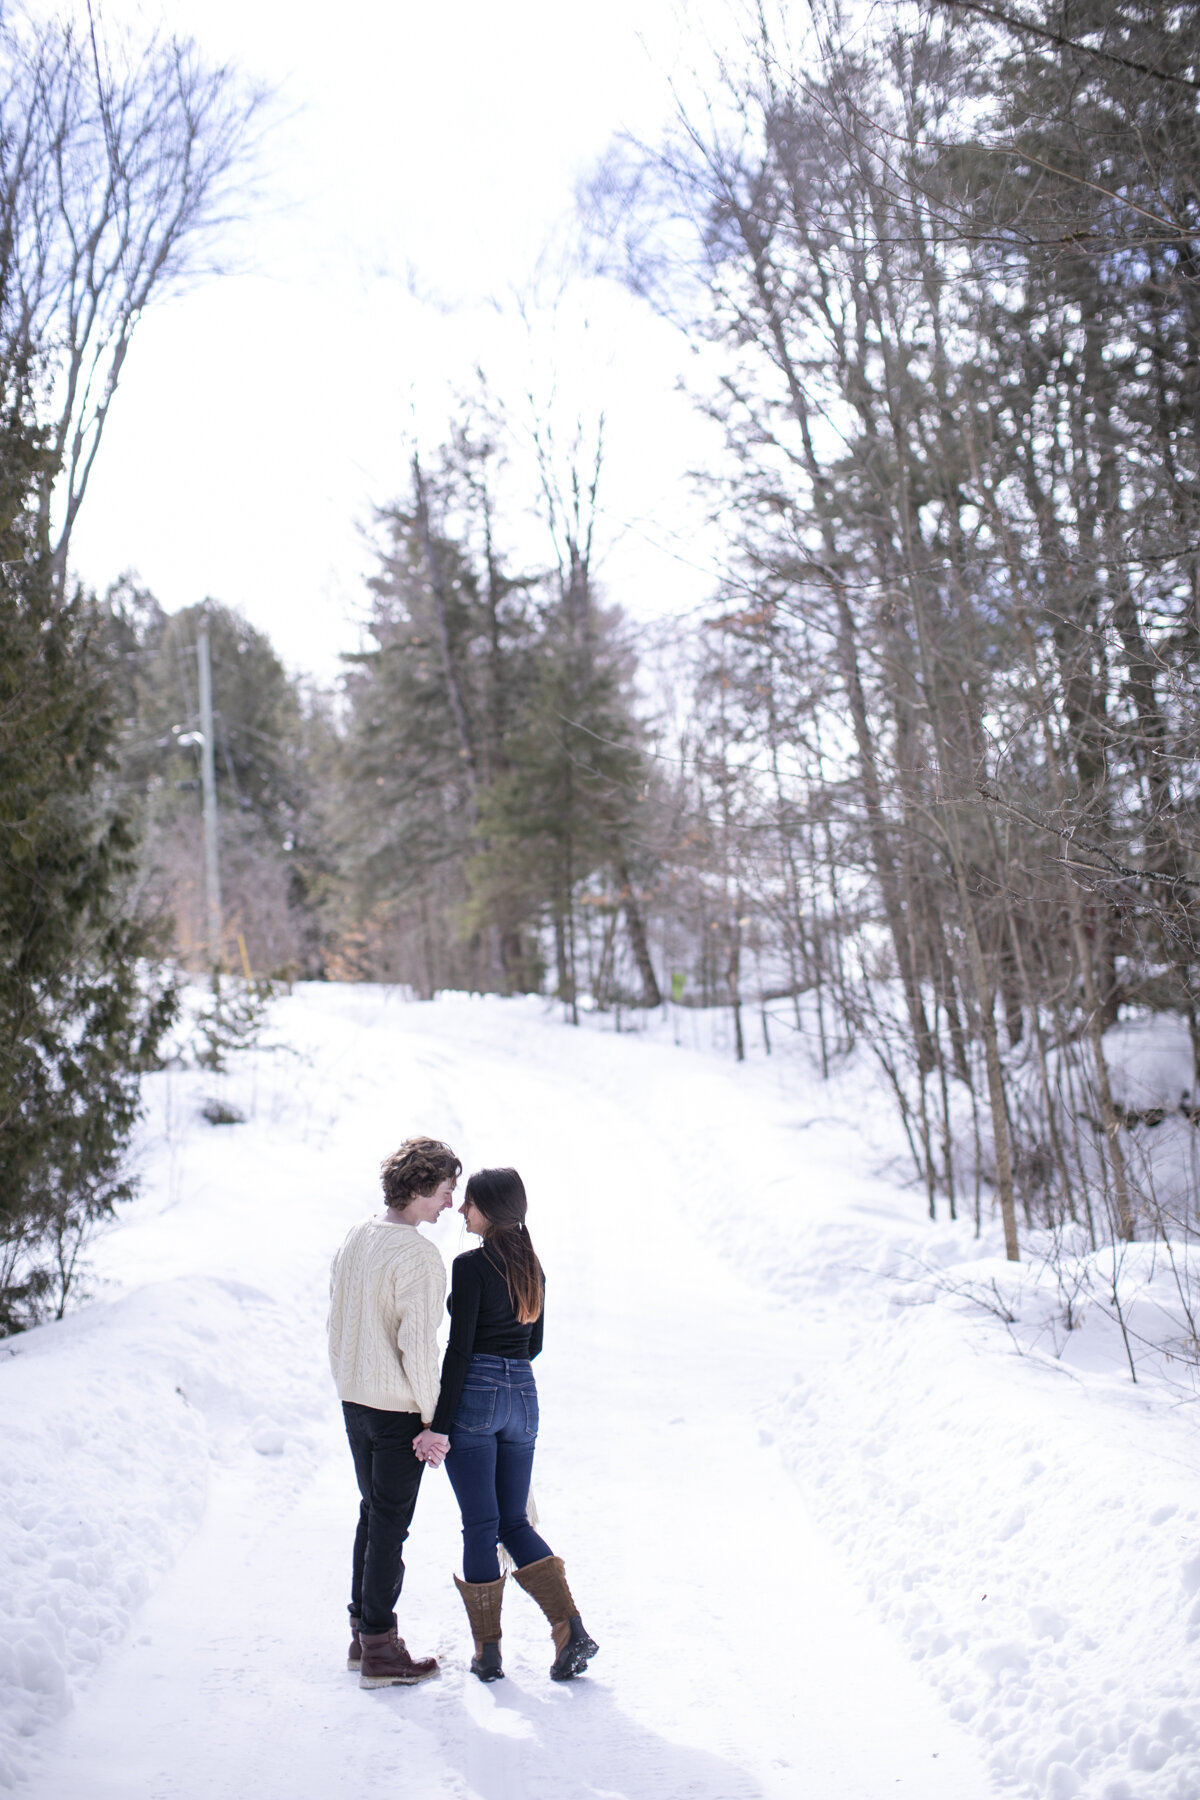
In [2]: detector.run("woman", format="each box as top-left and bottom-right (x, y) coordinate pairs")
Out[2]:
(423, 1166), (598, 1684)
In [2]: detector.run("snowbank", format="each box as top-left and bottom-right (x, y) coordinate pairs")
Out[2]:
(0, 1269), (323, 1789)
(771, 1263), (1200, 1800)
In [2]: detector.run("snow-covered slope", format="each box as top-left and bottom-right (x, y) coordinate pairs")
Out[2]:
(3, 986), (1199, 1800)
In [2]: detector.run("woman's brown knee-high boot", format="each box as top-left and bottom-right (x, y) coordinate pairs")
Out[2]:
(513, 1555), (598, 1681)
(453, 1574), (505, 1682)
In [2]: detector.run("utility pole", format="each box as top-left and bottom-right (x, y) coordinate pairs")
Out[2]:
(196, 621), (223, 970)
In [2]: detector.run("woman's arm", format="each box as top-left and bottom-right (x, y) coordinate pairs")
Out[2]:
(429, 1255), (484, 1436)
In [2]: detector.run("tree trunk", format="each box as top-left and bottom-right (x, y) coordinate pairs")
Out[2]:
(615, 855), (661, 1007)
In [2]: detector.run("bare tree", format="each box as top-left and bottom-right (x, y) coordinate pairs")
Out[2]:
(586, 0), (1200, 1268)
(0, 3), (267, 578)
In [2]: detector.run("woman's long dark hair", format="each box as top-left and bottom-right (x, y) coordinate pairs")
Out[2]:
(466, 1167), (543, 1325)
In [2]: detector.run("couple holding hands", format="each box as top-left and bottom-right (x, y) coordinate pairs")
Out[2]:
(327, 1136), (597, 1689)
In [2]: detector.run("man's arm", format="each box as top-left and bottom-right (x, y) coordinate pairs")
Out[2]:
(393, 1242), (446, 1427)
(326, 1244), (344, 1382)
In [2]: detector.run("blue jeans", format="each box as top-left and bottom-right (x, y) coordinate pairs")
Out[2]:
(446, 1354), (553, 1583)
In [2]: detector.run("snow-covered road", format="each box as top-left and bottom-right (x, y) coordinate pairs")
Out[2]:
(12, 987), (994, 1800)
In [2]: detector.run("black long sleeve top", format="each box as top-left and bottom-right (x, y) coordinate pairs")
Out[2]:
(430, 1247), (544, 1437)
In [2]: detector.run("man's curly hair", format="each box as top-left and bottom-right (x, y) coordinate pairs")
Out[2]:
(380, 1137), (462, 1208)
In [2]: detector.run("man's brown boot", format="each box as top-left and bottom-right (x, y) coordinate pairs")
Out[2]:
(513, 1555), (599, 1681)
(358, 1625), (439, 1687)
(348, 1610), (395, 1672)
(453, 1573), (505, 1682)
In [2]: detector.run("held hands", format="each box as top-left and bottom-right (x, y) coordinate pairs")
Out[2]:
(413, 1428), (450, 1468)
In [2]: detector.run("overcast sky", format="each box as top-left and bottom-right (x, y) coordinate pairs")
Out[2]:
(65, 0), (726, 681)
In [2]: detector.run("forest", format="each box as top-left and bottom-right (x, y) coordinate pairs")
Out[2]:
(3, 0), (1200, 1327)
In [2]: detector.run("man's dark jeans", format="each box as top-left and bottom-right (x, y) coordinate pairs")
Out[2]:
(445, 1355), (553, 1584)
(342, 1402), (425, 1635)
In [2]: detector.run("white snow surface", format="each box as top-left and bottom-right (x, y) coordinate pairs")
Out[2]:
(3, 986), (1200, 1800)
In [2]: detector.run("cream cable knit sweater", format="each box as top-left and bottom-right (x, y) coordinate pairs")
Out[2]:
(327, 1218), (446, 1420)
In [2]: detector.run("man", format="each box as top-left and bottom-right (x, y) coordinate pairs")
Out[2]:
(327, 1135), (456, 1687)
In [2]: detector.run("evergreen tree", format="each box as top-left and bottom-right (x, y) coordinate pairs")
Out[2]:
(0, 410), (176, 1333)
(334, 432), (662, 1006)
(470, 590), (659, 1015)
(335, 448), (542, 993)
